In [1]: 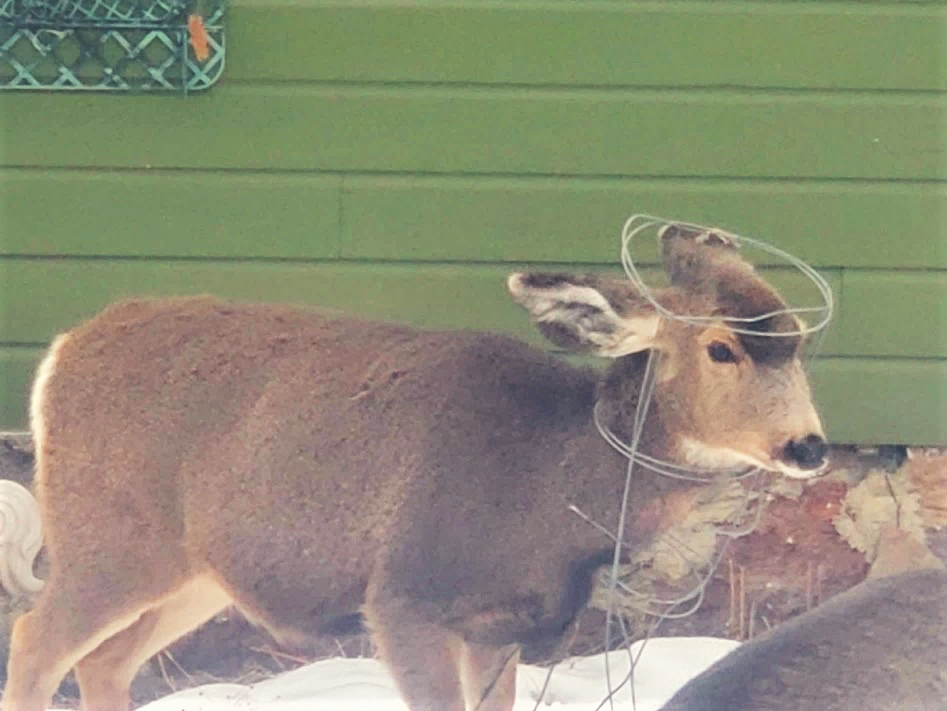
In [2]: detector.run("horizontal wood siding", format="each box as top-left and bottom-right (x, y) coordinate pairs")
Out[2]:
(6, 172), (946, 269)
(1, 0), (944, 445)
(2, 261), (844, 349)
(225, 2), (947, 90)
(811, 359), (947, 446)
(0, 349), (35, 430)
(5, 88), (946, 180)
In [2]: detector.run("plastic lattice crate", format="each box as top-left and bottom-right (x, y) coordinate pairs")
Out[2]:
(0, 0), (226, 92)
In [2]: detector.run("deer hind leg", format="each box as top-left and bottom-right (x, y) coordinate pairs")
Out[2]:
(4, 597), (141, 711)
(363, 598), (466, 711)
(73, 575), (232, 711)
(3, 572), (173, 711)
(2, 570), (223, 711)
(458, 641), (519, 711)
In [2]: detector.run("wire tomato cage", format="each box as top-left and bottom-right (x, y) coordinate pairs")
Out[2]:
(620, 213), (834, 337)
(557, 215), (835, 711)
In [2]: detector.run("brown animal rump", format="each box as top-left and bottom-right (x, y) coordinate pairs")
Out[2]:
(659, 530), (947, 711)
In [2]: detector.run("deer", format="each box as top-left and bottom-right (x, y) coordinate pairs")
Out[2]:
(658, 527), (947, 711)
(3, 224), (827, 711)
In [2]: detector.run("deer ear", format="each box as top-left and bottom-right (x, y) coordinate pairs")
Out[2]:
(507, 272), (662, 357)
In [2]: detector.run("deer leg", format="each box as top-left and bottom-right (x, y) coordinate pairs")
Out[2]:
(458, 641), (520, 711)
(3, 578), (162, 711)
(363, 598), (466, 711)
(73, 575), (232, 711)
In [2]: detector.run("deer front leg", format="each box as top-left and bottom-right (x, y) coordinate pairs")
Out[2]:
(363, 596), (466, 711)
(458, 641), (519, 711)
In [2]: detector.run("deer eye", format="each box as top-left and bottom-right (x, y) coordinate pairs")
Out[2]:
(707, 341), (737, 364)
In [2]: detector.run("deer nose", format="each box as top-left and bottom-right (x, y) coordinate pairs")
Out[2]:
(784, 434), (828, 470)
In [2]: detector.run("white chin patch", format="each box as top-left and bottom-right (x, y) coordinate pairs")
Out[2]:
(680, 438), (828, 479)
(774, 459), (829, 480)
(679, 437), (768, 473)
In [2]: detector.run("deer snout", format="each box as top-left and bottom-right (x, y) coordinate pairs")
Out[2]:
(783, 434), (828, 471)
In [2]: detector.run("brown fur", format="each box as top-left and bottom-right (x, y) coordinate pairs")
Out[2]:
(3, 229), (826, 711)
(659, 532), (947, 711)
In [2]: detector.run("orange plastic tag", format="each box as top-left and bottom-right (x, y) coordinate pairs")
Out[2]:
(188, 14), (210, 62)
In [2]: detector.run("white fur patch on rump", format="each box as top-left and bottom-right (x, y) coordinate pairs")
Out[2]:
(29, 332), (70, 487)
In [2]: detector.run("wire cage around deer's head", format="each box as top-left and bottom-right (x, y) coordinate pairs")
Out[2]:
(0, 0), (226, 91)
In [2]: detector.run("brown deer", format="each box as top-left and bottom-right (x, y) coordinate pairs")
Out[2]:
(3, 225), (827, 711)
(658, 528), (947, 711)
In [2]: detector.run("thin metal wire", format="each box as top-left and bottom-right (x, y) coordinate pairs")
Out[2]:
(620, 214), (835, 337)
(584, 414), (769, 705)
(586, 214), (832, 709)
(601, 347), (660, 711)
(619, 477), (766, 614)
(528, 664), (556, 711)
(594, 400), (762, 483)
(572, 472), (764, 616)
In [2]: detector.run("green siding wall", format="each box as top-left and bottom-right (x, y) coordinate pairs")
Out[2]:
(1, 0), (945, 445)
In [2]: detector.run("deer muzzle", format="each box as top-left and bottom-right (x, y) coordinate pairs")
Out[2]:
(783, 433), (828, 471)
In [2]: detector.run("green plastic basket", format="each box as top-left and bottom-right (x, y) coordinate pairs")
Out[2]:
(0, 0), (226, 91)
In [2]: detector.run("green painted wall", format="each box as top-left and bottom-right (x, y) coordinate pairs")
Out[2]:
(1, 0), (945, 444)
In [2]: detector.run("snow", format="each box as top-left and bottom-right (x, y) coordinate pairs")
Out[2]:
(115, 637), (738, 711)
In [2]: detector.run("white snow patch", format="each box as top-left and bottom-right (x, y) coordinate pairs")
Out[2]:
(57, 637), (737, 711)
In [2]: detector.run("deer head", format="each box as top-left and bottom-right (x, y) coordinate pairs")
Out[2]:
(508, 224), (826, 478)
